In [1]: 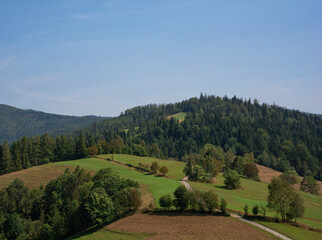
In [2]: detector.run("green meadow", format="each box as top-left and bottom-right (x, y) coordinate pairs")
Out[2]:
(167, 112), (187, 122)
(102, 154), (186, 180)
(189, 174), (322, 230)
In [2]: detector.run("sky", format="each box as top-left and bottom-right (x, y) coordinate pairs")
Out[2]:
(0, 0), (321, 116)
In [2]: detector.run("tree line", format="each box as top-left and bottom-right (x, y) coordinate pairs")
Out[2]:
(1, 94), (321, 180)
(0, 167), (141, 240)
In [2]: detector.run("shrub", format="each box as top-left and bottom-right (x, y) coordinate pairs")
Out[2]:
(300, 176), (320, 195)
(159, 194), (173, 210)
(243, 163), (259, 180)
(243, 204), (249, 216)
(223, 169), (241, 189)
(87, 146), (98, 156)
(159, 166), (169, 176)
(173, 185), (189, 211)
(114, 188), (141, 215)
(150, 161), (160, 173)
(220, 198), (228, 216)
(252, 205), (259, 216)
(203, 191), (218, 212)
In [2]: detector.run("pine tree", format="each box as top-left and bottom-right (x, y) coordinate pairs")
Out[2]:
(75, 133), (87, 158)
(1, 141), (12, 174)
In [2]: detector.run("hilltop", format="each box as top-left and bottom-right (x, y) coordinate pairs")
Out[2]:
(0, 104), (107, 143)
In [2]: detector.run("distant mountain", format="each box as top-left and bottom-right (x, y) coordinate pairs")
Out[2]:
(0, 104), (107, 143)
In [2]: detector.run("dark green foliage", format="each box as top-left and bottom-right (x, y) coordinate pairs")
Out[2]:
(114, 188), (141, 214)
(173, 185), (189, 210)
(202, 191), (218, 212)
(83, 187), (115, 225)
(159, 194), (173, 210)
(92, 168), (139, 197)
(243, 204), (249, 216)
(220, 198), (228, 216)
(243, 163), (259, 180)
(300, 176), (320, 194)
(223, 169), (241, 189)
(0, 104), (106, 143)
(286, 193), (305, 222)
(279, 172), (299, 187)
(0, 167), (141, 239)
(267, 177), (305, 222)
(252, 205), (259, 216)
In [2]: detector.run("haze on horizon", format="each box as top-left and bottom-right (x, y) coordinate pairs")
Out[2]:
(0, 0), (321, 117)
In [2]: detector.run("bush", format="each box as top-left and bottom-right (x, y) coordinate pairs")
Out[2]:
(159, 194), (173, 210)
(252, 205), (259, 216)
(83, 187), (115, 225)
(243, 163), (259, 180)
(173, 185), (189, 211)
(86, 147), (98, 156)
(220, 198), (228, 216)
(243, 204), (249, 216)
(260, 205), (266, 217)
(114, 188), (141, 215)
(300, 176), (320, 194)
(150, 161), (160, 173)
(223, 169), (241, 189)
(203, 191), (218, 212)
(159, 166), (169, 176)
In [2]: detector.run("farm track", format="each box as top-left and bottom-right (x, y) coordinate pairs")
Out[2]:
(95, 155), (292, 239)
(182, 178), (292, 240)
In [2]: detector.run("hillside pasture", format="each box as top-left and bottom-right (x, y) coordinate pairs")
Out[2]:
(0, 164), (79, 189)
(189, 173), (322, 230)
(256, 164), (322, 195)
(102, 154), (185, 180)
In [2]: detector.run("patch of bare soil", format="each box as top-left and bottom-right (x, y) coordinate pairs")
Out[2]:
(107, 213), (277, 240)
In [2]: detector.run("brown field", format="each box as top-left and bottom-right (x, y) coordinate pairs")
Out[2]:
(0, 164), (96, 190)
(107, 213), (278, 240)
(256, 164), (322, 194)
(0, 165), (75, 189)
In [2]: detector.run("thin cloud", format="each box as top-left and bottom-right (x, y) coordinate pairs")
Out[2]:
(10, 84), (91, 106)
(0, 56), (26, 72)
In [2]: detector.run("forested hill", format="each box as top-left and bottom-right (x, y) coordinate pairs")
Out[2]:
(80, 94), (322, 179)
(1, 95), (321, 179)
(0, 104), (107, 143)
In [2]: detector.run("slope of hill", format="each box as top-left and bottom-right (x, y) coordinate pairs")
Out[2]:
(0, 104), (107, 143)
(79, 94), (322, 179)
(1, 154), (321, 240)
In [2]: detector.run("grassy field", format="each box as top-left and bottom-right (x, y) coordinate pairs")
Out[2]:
(167, 112), (187, 123)
(102, 154), (185, 180)
(189, 174), (322, 230)
(0, 164), (78, 189)
(68, 228), (152, 240)
(255, 221), (322, 240)
(52, 158), (181, 207)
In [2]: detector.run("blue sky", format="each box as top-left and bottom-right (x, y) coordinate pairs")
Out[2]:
(0, 0), (321, 116)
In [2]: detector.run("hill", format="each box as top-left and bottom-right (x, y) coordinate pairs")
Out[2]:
(79, 94), (322, 180)
(1, 154), (321, 240)
(0, 104), (107, 143)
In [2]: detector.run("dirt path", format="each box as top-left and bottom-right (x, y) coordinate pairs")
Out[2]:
(181, 177), (292, 240)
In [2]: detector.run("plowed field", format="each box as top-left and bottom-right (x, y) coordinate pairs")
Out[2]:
(107, 213), (277, 240)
